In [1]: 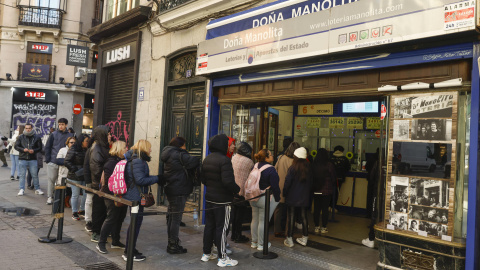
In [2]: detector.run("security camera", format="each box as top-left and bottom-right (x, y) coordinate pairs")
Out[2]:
(75, 69), (85, 80)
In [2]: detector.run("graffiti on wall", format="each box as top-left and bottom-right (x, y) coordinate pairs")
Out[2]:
(106, 111), (130, 145)
(12, 102), (57, 137)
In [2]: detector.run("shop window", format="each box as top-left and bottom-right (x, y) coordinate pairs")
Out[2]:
(105, 0), (140, 21)
(169, 52), (197, 81)
(27, 52), (52, 65)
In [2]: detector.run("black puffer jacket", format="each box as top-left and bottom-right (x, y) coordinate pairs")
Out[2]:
(161, 146), (200, 197)
(202, 134), (240, 203)
(64, 147), (87, 181)
(14, 133), (43, 160)
(87, 125), (110, 190)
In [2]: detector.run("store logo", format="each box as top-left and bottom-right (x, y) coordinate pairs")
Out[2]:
(31, 44), (49, 52)
(360, 30), (369, 40)
(105, 45), (131, 64)
(247, 49), (255, 64)
(372, 28), (380, 38)
(338, 34), (347, 44)
(383, 25), (392, 36)
(25, 91), (45, 100)
(349, 32), (358, 42)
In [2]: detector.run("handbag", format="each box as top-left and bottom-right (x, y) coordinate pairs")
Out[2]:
(130, 161), (155, 207)
(114, 194), (126, 207)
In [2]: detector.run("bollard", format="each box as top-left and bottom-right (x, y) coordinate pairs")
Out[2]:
(126, 201), (139, 270)
(253, 189), (278, 260)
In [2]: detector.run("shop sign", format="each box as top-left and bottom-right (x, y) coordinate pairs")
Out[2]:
(13, 88), (58, 104)
(27, 42), (53, 54)
(410, 94), (454, 117)
(298, 104), (333, 115)
(197, 0), (476, 75)
(307, 117), (321, 128)
(328, 117), (344, 128)
(21, 63), (50, 82)
(66, 44), (89, 67)
(346, 117), (363, 129)
(367, 117), (382, 129)
(102, 41), (137, 67)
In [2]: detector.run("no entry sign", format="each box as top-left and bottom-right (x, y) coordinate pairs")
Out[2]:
(73, 104), (82, 115)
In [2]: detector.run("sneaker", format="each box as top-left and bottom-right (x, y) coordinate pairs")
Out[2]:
(27, 185), (34, 190)
(46, 197), (53, 205)
(122, 254), (146, 262)
(257, 242), (271, 251)
(217, 256), (238, 267)
(17, 189), (24, 196)
(10, 176), (15, 181)
(321, 227), (328, 234)
(111, 241), (126, 249)
(72, 212), (80, 220)
(96, 243), (108, 254)
(78, 210), (85, 217)
(16, 176), (19, 180)
(91, 232), (99, 243)
(314, 226), (320, 233)
(85, 222), (93, 232)
(296, 236), (308, 246)
(362, 238), (375, 248)
(35, 189), (44, 195)
(201, 253), (217, 262)
(2, 164), (7, 167)
(250, 242), (258, 249)
(295, 222), (302, 230)
(284, 237), (294, 248)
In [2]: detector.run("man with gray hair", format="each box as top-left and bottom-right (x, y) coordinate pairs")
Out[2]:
(14, 123), (43, 196)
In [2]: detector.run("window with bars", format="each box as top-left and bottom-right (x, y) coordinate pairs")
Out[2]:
(105, 0), (140, 21)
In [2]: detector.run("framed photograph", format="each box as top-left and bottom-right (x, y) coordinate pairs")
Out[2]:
(411, 119), (452, 141)
(393, 97), (414, 118)
(389, 212), (408, 230)
(409, 179), (449, 208)
(418, 221), (448, 237)
(408, 205), (448, 224)
(393, 120), (410, 140)
(393, 93), (454, 119)
(390, 176), (409, 213)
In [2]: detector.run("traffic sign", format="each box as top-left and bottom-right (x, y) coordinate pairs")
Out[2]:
(73, 104), (82, 115)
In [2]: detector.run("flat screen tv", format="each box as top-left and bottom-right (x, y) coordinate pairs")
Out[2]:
(342, 101), (379, 113)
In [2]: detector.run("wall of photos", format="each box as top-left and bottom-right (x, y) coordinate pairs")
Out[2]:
(386, 92), (457, 241)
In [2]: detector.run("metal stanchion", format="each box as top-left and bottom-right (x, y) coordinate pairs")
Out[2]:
(253, 189), (278, 260)
(126, 201), (139, 270)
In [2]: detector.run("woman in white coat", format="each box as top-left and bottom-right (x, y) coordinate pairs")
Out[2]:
(8, 125), (24, 181)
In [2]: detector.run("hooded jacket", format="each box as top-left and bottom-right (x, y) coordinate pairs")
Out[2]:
(14, 132), (42, 160)
(45, 129), (70, 164)
(161, 145), (200, 197)
(202, 134), (240, 203)
(123, 150), (160, 202)
(226, 137), (236, 159)
(231, 142), (254, 197)
(87, 126), (110, 190)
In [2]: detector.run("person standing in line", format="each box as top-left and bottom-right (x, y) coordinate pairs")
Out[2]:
(312, 148), (336, 234)
(14, 123), (44, 196)
(330, 145), (351, 210)
(283, 147), (313, 247)
(273, 142), (300, 237)
(122, 139), (162, 262)
(45, 118), (70, 205)
(26, 135), (44, 190)
(230, 142), (254, 243)
(96, 140), (128, 254)
(161, 136), (200, 254)
(249, 149), (281, 251)
(56, 136), (76, 208)
(86, 125), (111, 243)
(274, 137), (293, 165)
(226, 137), (236, 159)
(200, 134), (240, 267)
(83, 136), (95, 232)
(8, 125), (24, 181)
(65, 134), (90, 220)
(1, 135), (8, 167)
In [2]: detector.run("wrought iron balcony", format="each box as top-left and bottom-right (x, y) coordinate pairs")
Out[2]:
(158, 0), (194, 13)
(17, 62), (56, 83)
(18, 5), (64, 29)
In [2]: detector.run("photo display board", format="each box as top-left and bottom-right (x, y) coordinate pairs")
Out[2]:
(386, 92), (457, 241)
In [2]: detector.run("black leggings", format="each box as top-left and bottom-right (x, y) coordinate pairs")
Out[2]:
(313, 195), (331, 227)
(286, 206), (308, 237)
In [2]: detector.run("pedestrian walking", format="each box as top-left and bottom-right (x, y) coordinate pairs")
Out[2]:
(283, 147), (313, 247)
(14, 123), (44, 196)
(230, 142), (254, 243)
(96, 140), (128, 254)
(26, 137), (44, 190)
(8, 125), (24, 181)
(1, 135), (8, 167)
(312, 148), (336, 234)
(56, 136), (76, 208)
(200, 134), (240, 267)
(273, 142), (300, 237)
(44, 118), (70, 205)
(249, 149), (281, 251)
(122, 139), (162, 262)
(65, 134), (90, 220)
(161, 137), (200, 254)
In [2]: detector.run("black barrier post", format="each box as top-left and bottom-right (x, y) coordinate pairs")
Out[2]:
(253, 189), (278, 260)
(52, 177), (72, 244)
(126, 201), (139, 270)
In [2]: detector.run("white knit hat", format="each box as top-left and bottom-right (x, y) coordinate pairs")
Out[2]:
(294, 147), (307, 159)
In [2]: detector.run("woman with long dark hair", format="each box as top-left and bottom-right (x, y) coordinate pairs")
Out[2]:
(283, 147), (313, 247)
(311, 148), (336, 234)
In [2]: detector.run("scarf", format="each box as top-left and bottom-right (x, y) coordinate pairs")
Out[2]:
(140, 151), (151, 162)
(23, 130), (35, 137)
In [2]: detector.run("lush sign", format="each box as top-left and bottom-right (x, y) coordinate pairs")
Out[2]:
(66, 44), (89, 67)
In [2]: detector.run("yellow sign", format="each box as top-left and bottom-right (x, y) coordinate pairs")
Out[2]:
(329, 117), (344, 128)
(347, 117), (363, 129)
(366, 117), (382, 129)
(307, 117), (321, 128)
(298, 104), (333, 115)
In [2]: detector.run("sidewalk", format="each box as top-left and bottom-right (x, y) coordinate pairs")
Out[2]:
(0, 156), (377, 270)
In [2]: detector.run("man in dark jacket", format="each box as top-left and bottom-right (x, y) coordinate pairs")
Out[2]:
(201, 134), (240, 267)
(45, 118), (70, 205)
(161, 136), (200, 254)
(14, 123), (43, 196)
(85, 125), (111, 242)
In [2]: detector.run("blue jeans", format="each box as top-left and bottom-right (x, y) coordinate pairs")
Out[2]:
(125, 205), (144, 254)
(69, 179), (86, 213)
(10, 154), (19, 177)
(19, 160), (39, 190)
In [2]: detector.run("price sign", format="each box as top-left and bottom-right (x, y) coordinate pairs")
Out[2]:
(329, 117), (344, 128)
(366, 117), (382, 129)
(346, 117), (363, 129)
(307, 117), (321, 128)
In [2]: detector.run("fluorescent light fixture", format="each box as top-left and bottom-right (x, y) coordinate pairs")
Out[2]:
(378, 85), (398, 91)
(434, 78), (462, 88)
(401, 82), (430, 90)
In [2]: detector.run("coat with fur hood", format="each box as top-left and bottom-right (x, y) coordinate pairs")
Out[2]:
(201, 134), (240, 203)
(86, 126), (110, 190)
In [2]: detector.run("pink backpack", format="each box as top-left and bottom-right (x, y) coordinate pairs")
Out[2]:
(108, 160), (128, 195)
(244, 163), (273, 202)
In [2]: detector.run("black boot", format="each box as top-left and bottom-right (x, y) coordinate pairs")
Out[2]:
(167, 239), (187, 254)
